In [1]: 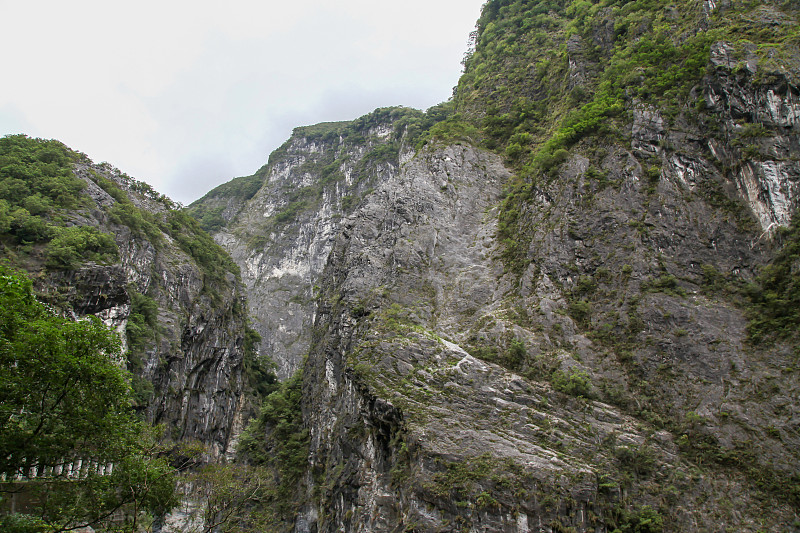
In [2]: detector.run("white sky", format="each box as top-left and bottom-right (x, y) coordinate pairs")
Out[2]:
(0, 0), (485, 204)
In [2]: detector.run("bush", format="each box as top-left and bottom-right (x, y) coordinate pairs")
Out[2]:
(109, 202), (163, 245)
(552, 368), (593, 397)
(611, 504), (664, 533)
(237, 371), (308, 517)
(168, 210), (240, 291)
(568, 298), (592, 325)
(505, 142), (527, 161)
(126, 289), (160, 355)
(614, 444), (656, 477)
(8, 207), (50, 243)
(505, 339), (527, 369)
(535, 147), (570, 173)
(45, 226), (118, 269)
(641, 274), (686, 297)
(0, 135), (85, 211)
(242, 326), (279, 400)
(0, 514), (49, 533)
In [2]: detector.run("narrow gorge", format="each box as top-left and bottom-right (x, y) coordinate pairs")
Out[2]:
(2, 0), (799, 531)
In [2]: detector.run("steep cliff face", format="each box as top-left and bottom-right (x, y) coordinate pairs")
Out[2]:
(295, 131), (797, 531)
(0, 140), (250, 458)
(705, 39), (799, 231)
(75, 168), (250, 458)
(191, 109), (441, 379)
(201, 0), (800, 531)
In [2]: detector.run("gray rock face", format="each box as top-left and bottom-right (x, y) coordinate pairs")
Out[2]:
(183, 58), (800, 531)
(703, 49), (800, 231)
(189, 5), (800, 532)
(301, 143), (623, 531)
(292, 135), (799, 530)
(204, 64), (799, 533)
(37, 162), (249, 458)
(202, 115), (411, 379)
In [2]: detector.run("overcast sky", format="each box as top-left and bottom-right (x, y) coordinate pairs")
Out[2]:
(0, 0), (485, 204)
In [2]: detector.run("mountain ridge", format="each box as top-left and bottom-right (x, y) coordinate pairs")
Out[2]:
(192, 0), (800, 530)
(1, 0), (799, 530)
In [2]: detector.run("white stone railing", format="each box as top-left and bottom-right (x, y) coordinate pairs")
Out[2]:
(1, 459), (114, 482)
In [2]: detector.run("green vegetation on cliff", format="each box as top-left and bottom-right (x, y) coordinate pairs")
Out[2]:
(342, 0), (799, 526)
(235, 371), (308, 522)
(452, 0), (799, 258)
(0, 265), (179, 532)
(0, 134), (240, 299)
(0, 135), (251, 490)
(0, 135), (118, 270)
(747, 210), (800, 344)
(89, 167), (241, 296)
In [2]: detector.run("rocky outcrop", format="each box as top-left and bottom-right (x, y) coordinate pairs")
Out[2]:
(291, 131), (799, 530)
(194, 2), (800, 532)
(35, 162), (249, 458)
(703, 41), (800, 232)
(194, 110), (425, 379)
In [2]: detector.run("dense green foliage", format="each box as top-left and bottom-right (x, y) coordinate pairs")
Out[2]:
(0, 265), (127, 476)
(241, 326), (279, 400)
(167, 210), (241, 292)
(239, 371), (308, 479)
(0, 135), (85, 216)
(0, 265), (178, 531)
(45, 226), (118, 269)
(190, 462), (275, 532)
(461, 0), (798, 125)
(125, 289), (161, 407)
(0, 135), (122, 270)
(747, 211), (800, 343)
(0, 134), (240, 304)
(0, 135), (247, 525)
(107, 201), (163, 245)
(237, 371), (308, 519)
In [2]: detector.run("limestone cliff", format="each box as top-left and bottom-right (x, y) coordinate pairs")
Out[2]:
(0, 142), (250, 459)
(191, 109), (443, 379)
(201, 0), (800, 531)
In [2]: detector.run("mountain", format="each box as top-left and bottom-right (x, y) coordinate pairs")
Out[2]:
(0, 135), (255, 460)
(191, 0), (800, 531)
(2, 0), (798, 530)
(187, 109), (441, 380)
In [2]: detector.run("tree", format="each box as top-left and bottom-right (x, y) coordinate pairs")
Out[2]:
(190, 463), (274, 533)
(0, 264), (178, 532)
(44, 225), (119, 269)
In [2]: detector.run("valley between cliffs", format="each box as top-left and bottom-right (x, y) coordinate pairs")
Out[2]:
(2, 0), (799, 532)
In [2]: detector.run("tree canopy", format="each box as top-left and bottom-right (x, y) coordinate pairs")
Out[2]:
(0, 264), (178, 532)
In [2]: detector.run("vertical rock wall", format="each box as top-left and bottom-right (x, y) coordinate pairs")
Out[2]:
(37, 162), (249, 458)
(200, 113), (419, 379)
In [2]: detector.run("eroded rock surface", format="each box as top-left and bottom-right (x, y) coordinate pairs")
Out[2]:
(37, 162), (249, 458)
(189, 2), (800, 531)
